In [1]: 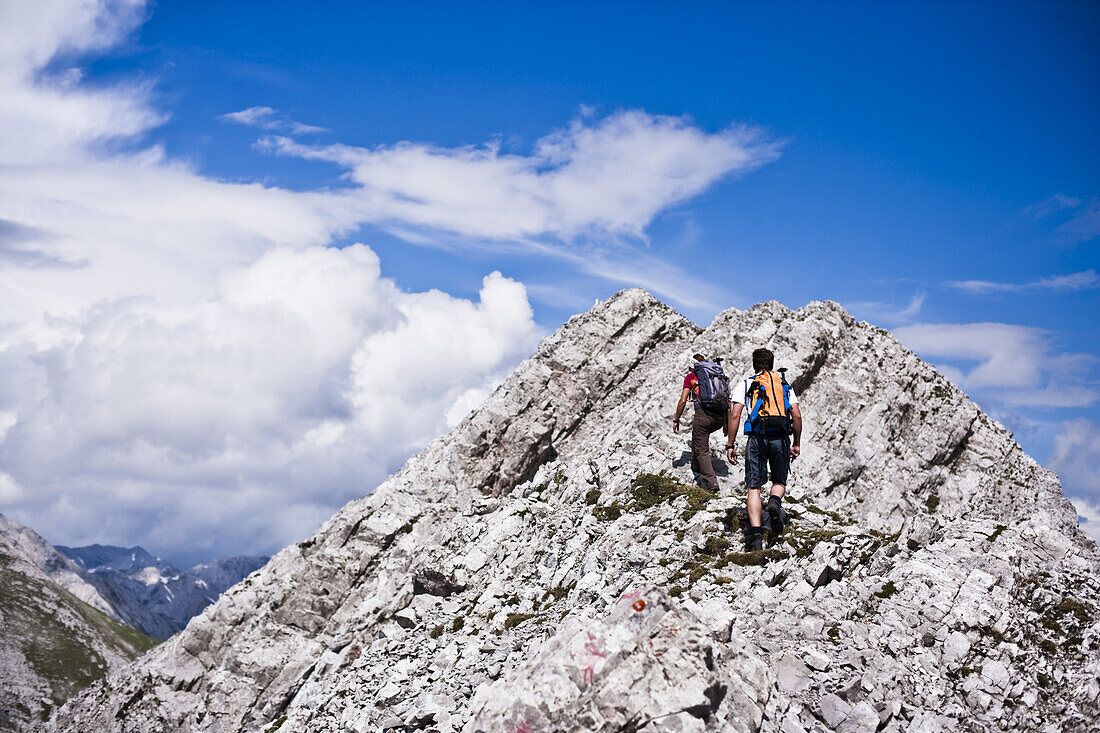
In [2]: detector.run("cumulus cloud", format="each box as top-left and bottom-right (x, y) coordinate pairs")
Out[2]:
(1, 246), (539, 563)
(0, 0), (779, 563)
(948, 269), (1099, 294)
(894, 322), (1097, 408)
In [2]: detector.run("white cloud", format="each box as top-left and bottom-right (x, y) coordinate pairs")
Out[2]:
(220, 106), (327, 135)
(0, 0), (779, 563)
(1026, 193), (1083, 218)
(848, 290), (925, 326)
(948, 269), (1099, 294)
(1057, 199), (1100, 244)
(894, 322), (1097, 408)
(1, 247), (539, 562)
(260, 110), (780, 243)
(1026, 194), (1100, 245)
(1049, 420), (1100, 541)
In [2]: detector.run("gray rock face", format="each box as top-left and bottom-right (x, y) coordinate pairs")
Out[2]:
(0, 514), (157, 732)
(0, 515), (117, 619)
(58, 545), (269, 640)
(50, 291), (1100, 732)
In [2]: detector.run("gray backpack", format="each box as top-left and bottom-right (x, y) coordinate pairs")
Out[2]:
(692, 361), (730, 415)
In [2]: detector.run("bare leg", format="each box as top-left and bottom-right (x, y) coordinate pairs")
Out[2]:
(747, 487), (763, 527)
(770, 483), (786, 499)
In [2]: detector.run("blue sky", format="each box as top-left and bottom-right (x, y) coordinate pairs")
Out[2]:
(1, 1), (1097, 565)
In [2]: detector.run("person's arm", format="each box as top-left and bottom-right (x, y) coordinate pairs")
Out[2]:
(725, 403), (743, 463)
(673, 388), (691, 433)
(790, 404), (803, 458)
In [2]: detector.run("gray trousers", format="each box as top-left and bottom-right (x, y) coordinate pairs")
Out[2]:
(691, 407), (726, 490)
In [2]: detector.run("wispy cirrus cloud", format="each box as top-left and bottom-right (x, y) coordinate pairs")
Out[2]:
(846, 290), (925, 326)
(1057, 199), (1100, 244)
(1027, 193), (1100, 245)
(1026, 193), (1083, 218)
(260, 111), (781, 244)
(948, 269), (1099, 295)
(220, 105), (327, 135)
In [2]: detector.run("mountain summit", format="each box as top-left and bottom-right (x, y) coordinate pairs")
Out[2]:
(50, 290), (1099, 732)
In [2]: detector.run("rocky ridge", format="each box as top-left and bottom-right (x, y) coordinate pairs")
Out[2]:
(51, 290), (1100, 732)
(0, 514), (157, 733)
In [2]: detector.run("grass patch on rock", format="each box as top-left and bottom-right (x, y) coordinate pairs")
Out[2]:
(629, 473), (716, 519)
(592, 504), (624, 521)
(504, 613), (536, 630)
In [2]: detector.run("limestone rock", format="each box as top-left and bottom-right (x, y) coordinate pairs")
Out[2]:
(47, 291), (1100, 732)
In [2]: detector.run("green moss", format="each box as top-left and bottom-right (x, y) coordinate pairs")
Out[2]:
(1055, 596), (1093, 622)
(542, 583), (573, 602)
(504, 613), (536, 630)
(687, 565), (708, 585)
(714, 576), (733, 585)
(451, 617), (465, 633)
(699, 535), (731, 557)
(781, 528), (843, 558)
(1037, 673), (1052, 688)
(628, 473), (716, 519)
(584, 488), (602, 505)
(1038, 639), (1058, 656)
(669, 586), (685, 597)
(630, 472), (682, 508)
(429, 624), (445, 639)
(827, 626), (840, 642)
(715, 549), (788, 567)
(925, 493), (940, 513)
(986, 524), (1008, 542)
(264, 715), (288, 732)
(874, 581), (898, 599)
(592, 504), (623, 521)
(803, 503), (845, 524)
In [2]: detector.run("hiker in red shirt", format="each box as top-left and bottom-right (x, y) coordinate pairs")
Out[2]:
(673, 353), (736, 491)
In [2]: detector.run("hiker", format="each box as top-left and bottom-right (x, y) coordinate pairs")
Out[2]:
(673, 353), (735, 491)
(726, 348), (803, 551)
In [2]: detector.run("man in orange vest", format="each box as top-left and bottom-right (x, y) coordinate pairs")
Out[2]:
(727, 348), (803, 551)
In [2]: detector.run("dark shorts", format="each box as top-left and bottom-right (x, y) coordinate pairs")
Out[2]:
(745, 434), (790, 488)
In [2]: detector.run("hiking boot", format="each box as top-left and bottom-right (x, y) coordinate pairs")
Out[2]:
(767, 504), (785, 536)
(745, 528), (764, 552)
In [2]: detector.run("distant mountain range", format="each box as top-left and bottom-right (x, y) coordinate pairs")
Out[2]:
(0, 512), (270, 730)
(57, 544), (268, 641)
(0, 513), (157, 731)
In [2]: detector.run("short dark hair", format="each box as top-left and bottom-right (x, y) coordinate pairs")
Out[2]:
(752, 348), (774, 372)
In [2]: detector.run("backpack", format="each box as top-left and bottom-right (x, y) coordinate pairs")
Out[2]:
(744, 369), (793, 436)
(692, 361), (731, 415)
